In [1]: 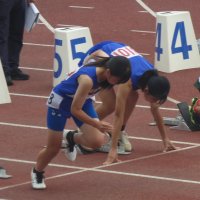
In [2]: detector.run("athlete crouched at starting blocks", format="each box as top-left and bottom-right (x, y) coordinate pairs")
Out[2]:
(31, 56), (131, 189)
(69, 41), (177, 164)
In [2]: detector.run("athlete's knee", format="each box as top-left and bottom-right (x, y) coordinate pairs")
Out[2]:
(90, 134), (106, 149)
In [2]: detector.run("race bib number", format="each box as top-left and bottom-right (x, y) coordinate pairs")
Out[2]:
(47, 91), (63, 109)
(111, 46), (140, 58)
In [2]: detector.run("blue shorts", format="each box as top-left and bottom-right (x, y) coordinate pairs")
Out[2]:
(47, 98), (98, 131)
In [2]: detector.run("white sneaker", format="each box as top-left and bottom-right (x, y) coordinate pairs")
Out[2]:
(0, 167), (12, 179)
(31, 168), (46, 189)
(97, 140), (131, 155)
(63, 130), (77, 161)
(120, 131), (132, 152)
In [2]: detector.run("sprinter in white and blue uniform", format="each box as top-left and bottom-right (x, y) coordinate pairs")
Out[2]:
(31, 56), (131, 189)
(77, 41), (177, 164)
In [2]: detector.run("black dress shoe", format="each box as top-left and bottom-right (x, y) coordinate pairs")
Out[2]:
(11, 69), (29, 80)
(6, 75), (14, 86)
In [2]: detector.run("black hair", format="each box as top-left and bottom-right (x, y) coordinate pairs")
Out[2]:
(138, 70), (158, 90)
(138, 70), (170, 104)
(85, 56), (131, 89)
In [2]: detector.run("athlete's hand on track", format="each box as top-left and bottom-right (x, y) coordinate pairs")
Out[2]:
(103, 148), (121, 165)
(163, 141), (178, 152)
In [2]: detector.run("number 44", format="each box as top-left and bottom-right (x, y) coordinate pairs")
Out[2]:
(155, 21), (192, 61)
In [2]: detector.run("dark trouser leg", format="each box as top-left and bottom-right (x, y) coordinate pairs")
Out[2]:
(0, 0), (11, 76)
(9, 0), (25, 71)
(9, 0), (29, 80)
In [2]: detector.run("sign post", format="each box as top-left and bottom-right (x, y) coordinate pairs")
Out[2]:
(155, 11), (200, 73)
(0, 59), (11, 104)
(53, 26), (93, 86)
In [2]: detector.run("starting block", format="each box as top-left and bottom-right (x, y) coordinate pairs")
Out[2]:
(163, 102), (200, 131)
(175, 102), (200, 131)
(150, 102), (200, 131)
(0, 167), (12, 179)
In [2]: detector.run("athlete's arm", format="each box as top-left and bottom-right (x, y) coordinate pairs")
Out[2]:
(104, 79), (132, 164)
(71, 75), (112, 132)
(83, 50), (109, 65)
(71, 75), (98, 127)
(150, 103), (177, 152)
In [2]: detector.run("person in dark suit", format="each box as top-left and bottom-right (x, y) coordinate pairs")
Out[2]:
(0, 0), (35, 86)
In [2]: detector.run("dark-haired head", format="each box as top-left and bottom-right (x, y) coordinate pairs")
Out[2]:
(147, 76), (170, 104)
(138, 70), (170, 104)
(85, 56), (131, 88)
(105, 56), (131, 84)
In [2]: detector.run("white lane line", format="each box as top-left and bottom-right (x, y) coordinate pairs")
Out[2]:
(130, 29), (155, 34)
(99, 168), (200, 185)
(9, 93), (48, 99)
(1, 145), (199, 169)
(138, 10), (148, 13)
(23, 42), (151, 57)
(2, 164), (200, 191)
(136, 104), (178, 111)
(136, 0), (156, 17)
(104, 145), (200, 168)
(0, 169), (86, 191)
(8, 91), (178, 110)
(0, 181), (34, 191)
(7, 92), (179, 110)
(0, 122), (47, 129)
(20, 66), (53, 72)
(39, 14), (55, 33)
(23, 42), (54, 47)
(0, 121), (198, 147)
(167, 96), (180, 104)
(69, 5), (94, 9)
(130, 136), (200, 146)
(1, 146), (200, 191)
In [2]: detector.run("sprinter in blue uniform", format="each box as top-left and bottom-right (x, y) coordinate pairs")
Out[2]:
(77, 41), (177, 164)
(31, 56), (131, 189)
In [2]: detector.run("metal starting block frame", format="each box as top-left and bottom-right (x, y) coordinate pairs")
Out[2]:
(163, 115), (191, 131)
(163, 102), (200, 131)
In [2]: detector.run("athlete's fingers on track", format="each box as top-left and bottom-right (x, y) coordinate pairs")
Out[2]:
(103, 158), (121, 165)
(163, 146), (180, 152)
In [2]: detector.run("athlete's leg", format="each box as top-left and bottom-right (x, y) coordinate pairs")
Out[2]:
(123, 90), (139, 125)
(95, 88), (116, 120)
(35, 107), (67, 171)
(120, 90), (139, 151)
(35, 129), (63, 171)
(70, 99), (110, 149)
(75, 122), (109, 149)
(32, 107), (67, 189)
